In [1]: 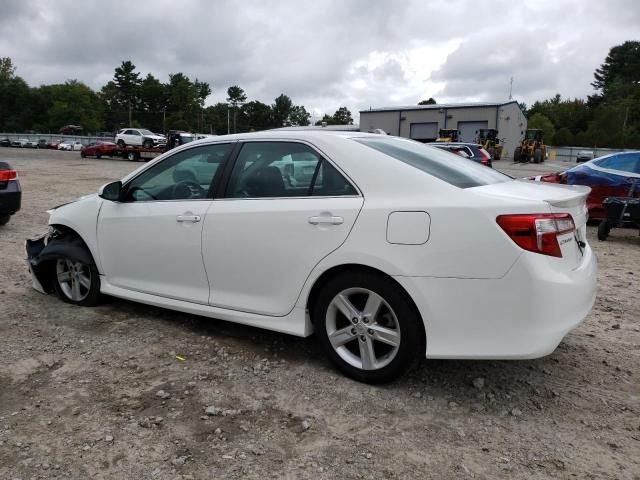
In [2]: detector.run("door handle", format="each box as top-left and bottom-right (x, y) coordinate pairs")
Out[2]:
(176, 215), (201, 223)
(308, 216), (344, 225)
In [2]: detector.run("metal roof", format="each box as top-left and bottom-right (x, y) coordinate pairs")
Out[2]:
(360, 101), (520, 113)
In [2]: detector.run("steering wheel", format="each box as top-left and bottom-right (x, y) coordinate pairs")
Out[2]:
(172, 180), (207, 199)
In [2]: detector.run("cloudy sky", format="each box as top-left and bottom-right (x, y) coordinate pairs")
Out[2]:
(1, 0), (638, 122)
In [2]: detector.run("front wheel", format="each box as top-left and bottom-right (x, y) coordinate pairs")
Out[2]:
(142, 139), (153, 148)
(52, 257), (102, 306)
(513, 147), (521, 163)
(95, 150), (102, 159)
(0, 215), (10, 226)
(313, 271), (423, 384)
(534, 148), (543, 164)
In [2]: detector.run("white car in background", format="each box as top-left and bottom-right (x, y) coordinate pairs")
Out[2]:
(115, 128), (166, 148)
(26, 131), (597, 383)
(58, 141), (84, 151)
(11, 138), (29, 147)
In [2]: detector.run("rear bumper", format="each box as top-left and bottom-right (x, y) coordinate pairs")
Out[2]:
(395, 245), (597, 359)
(0, 181), (22, 216)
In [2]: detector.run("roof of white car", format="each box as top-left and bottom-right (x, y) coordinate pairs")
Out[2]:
(192, 130), (381, 145)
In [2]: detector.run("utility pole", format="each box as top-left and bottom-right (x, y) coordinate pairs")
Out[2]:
(508, 77), (513, 100)
(227, 107), (230, 135)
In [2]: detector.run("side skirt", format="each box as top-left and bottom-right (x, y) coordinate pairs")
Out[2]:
(100, 278), (313, 337)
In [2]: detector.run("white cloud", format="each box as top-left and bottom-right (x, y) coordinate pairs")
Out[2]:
(0, 0), (638, 123)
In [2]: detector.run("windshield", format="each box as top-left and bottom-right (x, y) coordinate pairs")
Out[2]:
(354, 136), (510, 188)
(526, 130), (538, 141)
(139, 129), (154, 135)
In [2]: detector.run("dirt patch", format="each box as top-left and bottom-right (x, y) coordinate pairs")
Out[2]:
(0, 150), (639, 479)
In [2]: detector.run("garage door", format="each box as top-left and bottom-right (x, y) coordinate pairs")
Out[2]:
(458, 121), (488, 143)
(410, 122), (438, 142)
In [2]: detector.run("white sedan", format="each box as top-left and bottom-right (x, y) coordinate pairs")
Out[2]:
(58, 141), (84, 151)
(26, 131), (597, 383)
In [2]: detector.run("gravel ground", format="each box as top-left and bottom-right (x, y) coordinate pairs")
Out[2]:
(1, 149), (639, 479)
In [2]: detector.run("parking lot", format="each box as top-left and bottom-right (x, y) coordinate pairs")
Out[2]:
(1, 148), (639, 479)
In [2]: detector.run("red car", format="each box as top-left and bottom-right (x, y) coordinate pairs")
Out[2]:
(80, 141), (119, 159)
(46, 139), (62, 149)
(532, 151), (640, 219)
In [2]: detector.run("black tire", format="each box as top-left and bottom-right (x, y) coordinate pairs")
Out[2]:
(51, 257), (102, 306)
(597, 220), (611, 241)
(142, 139), (153, 148)
(127, 151), (139, 162)
(313, 271), (424, 384)
(117, 139), (125, 148)
(95, 150), (102, 159)
(513, 147), (521, 163)
(534, 148), (543, 164)
(0, 215), (10, 226)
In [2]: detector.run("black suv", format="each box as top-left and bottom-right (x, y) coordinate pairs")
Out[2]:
(0, 161), (21, 225)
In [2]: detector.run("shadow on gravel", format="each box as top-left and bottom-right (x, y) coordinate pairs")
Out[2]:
(97, 295), (574, 403)
(105, 296), (322, 363)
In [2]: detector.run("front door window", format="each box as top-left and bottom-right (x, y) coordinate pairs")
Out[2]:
(124, 144), (231, 201)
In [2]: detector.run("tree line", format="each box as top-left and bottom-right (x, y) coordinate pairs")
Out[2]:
(523, 41), (639, 148)
(0, 58), (354, 135)
(1, 40), (638, 147)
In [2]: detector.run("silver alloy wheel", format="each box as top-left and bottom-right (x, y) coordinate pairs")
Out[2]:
(56, 258), (91, 302)
(325, 287), (401, 370)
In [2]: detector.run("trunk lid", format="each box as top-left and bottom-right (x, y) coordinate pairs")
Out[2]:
(471, 180), (591, 269)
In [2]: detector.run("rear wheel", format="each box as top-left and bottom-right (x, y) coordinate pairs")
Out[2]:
(127, 151), (139, 162)
(0, 215), (10, 226)
(117, 139), (125, 148)
(95, 150), (102, 159)
(313, 271), (423, 384)
(52, 257), (102, 306)
(597, 220), (611, 241)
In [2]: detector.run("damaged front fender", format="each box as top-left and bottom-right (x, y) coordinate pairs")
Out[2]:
(26, 228), (95, 294)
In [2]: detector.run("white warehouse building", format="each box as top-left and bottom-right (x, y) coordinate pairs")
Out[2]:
(359, 101), (527, 159)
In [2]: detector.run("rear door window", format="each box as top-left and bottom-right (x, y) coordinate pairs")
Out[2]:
(354, 137), (509, 188)
(225, 142), (357, 198)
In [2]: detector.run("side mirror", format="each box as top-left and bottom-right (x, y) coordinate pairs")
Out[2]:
(99, 181), (122, 201)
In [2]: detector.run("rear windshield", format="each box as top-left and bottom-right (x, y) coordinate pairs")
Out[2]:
(354, 136), (510, 188)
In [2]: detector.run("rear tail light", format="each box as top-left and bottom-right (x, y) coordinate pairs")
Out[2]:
(496, 213), (575, 257)
(0, 169), (17, 181)
(479, 148), (491, 165)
